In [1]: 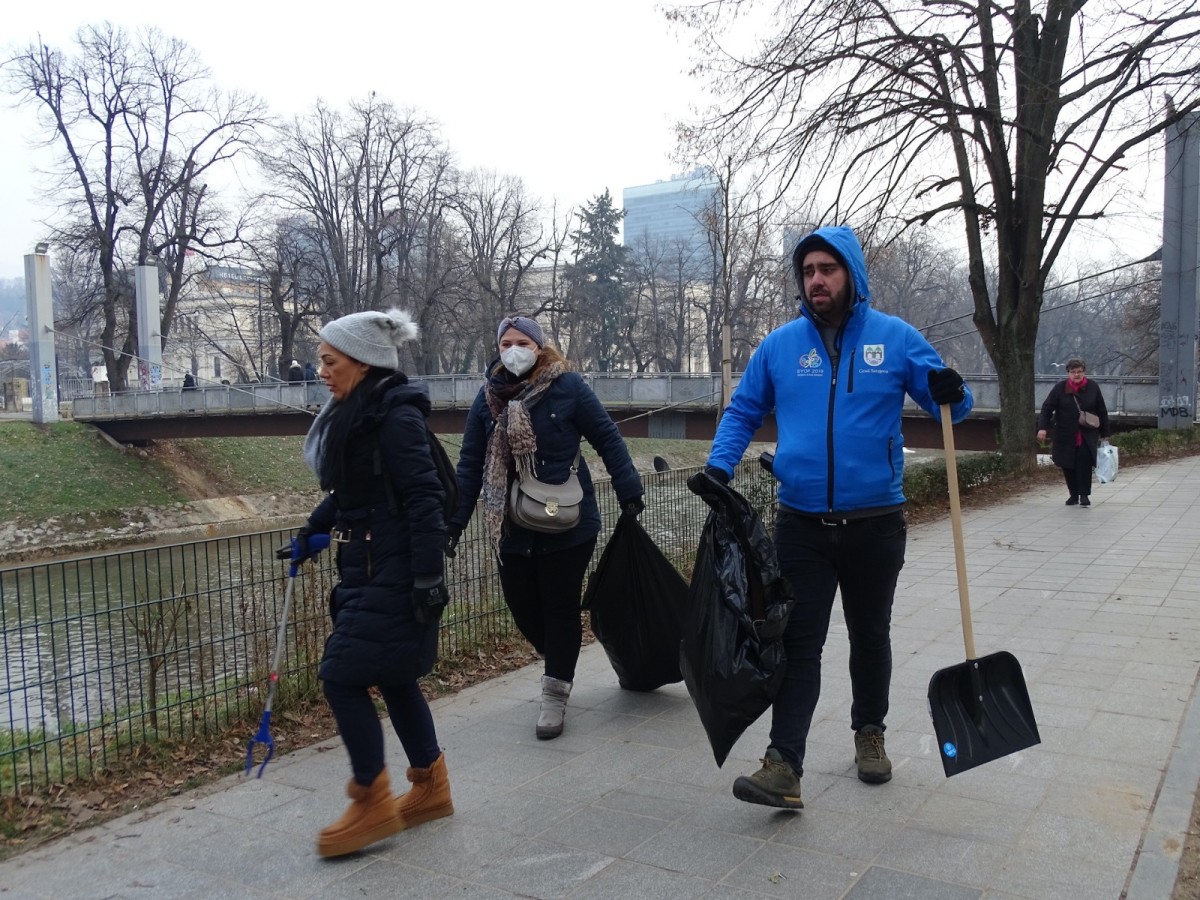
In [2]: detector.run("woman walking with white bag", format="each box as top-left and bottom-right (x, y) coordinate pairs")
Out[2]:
(1037, 358), (1111, 507)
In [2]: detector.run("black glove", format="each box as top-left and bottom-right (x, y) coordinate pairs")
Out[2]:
(928, 368), (965, 405)
(444, 525), (462, 559)
(412, 576), (450, 625)
(687, 466), (731, 496)
(705, 466), (730, 485)
(621, 496), (645, 517)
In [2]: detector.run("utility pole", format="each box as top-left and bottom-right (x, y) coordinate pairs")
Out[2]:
(1160, 112), (1199, 428)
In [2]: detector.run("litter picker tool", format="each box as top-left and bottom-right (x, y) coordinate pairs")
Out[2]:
(245, 533), (330, 778)
(927, 406), (1040, 776)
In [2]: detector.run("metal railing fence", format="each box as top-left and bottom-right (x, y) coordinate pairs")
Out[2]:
(0, 464), (776, 796)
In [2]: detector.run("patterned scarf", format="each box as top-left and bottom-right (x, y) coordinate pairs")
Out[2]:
(481, 360), (566, 553)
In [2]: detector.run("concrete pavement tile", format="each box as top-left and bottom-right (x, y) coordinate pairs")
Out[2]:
(907, 792), (1031, 843)
(458, 786), (583, 835)
(937, 769), (1050, 810)
(844, 866), (981, 899)
(721, 842), (865, 899)
(812, 776), (928, 821)
(429, 882), (524, 899)
(449, 741), (583, 787)
(595, 775), (711, 821)
(620, 714), (711, 750)
(522, 743), (673, 802)
(1120, 659), (1200, 684)
(681, 795), (799, 840)
(311, 859), (458, 898)
(563, 858), (711, 899)
(472, 839), (614, 898)
(871, 829), (1008, 890)
(771, 807), (906, 860)
(1017, 809), (1142, 868)
(535, 805), (671, 857)
(994, 848), (1128, 899)
(374, 820), (527, 880)
(626, 823), (764, 880)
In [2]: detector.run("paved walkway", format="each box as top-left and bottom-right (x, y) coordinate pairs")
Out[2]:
(3, 456), (1199, 899)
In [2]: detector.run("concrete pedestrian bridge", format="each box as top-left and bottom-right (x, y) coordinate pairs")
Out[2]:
(69, 373), (1164, 450)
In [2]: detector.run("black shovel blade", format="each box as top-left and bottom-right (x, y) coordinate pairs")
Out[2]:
(928, 650), (1040, 777)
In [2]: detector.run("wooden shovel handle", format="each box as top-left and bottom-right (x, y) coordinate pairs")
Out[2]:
(940, 404), (977, 660)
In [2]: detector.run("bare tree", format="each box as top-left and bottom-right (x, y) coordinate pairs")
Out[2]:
(676, 0), (1200, 467)
(445, 171), (553, 372)
(5, 23), (267, 390)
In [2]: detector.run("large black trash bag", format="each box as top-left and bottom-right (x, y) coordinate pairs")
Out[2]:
(583, 514), (689, 691)
(680, 470), (795, 767)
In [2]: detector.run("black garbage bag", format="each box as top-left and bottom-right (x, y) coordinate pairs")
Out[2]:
(680, 470), (795, 767)
(583, 514), (689, 691)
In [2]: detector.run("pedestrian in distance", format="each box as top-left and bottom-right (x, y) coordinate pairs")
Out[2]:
(304, 360), (317, 382)
(1037, 357), (1110, 507)
(182, 372), (197, 390)
(446, 315), (645, 740)
(288, 359), (304, 383)
(292, 307), (453, 858)
(697, 225), (973, 810)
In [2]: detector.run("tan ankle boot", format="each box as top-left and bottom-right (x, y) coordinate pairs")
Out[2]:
(536, 675), (572, 740)
(396, 751), (454, 828)
(317, 769), (402, 858)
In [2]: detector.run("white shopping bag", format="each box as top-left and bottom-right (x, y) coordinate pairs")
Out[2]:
(1096, 443), (1119, 484)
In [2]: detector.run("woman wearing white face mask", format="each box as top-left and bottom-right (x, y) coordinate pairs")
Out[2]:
(447, 315), (645, 739)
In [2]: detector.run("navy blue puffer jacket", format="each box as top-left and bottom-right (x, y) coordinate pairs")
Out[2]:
(451, 365), (643, 557)
(308, 375), (445, 686)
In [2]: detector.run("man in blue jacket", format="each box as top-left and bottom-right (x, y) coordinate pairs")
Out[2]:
(702, 225), (973, 809)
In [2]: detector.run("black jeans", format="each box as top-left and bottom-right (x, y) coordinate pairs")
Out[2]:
(1061, 442), (1094, 498)
(322, 679), (440, 786)
(498, 538), (597, 682)
(768, 508), (907, 778)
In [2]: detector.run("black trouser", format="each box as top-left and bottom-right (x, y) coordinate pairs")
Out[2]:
(498, 538), (597, 682)
(1062, 442), (1094, 498)
(769, 508), (907, 778)
(322, 679), (440, 787)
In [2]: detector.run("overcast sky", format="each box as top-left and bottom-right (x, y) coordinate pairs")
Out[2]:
(0, 0), (708, 279)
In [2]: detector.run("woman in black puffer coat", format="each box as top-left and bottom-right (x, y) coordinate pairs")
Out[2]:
(296, 308), (453, 858)
(446, 315), (645, 741)
(1037, 357), (1111, 507)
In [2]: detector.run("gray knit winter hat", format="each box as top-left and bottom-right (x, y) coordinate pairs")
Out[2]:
(319, 308), (419, 370)
(496, 315), (545, 348)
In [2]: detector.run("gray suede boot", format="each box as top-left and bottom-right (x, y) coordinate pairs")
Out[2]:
(536, 675), (572, 740)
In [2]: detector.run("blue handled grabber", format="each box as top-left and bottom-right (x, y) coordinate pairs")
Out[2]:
(245, 533), (330, 778)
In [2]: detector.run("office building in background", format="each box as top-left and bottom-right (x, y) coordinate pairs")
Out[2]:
(622, 169), (720, 278)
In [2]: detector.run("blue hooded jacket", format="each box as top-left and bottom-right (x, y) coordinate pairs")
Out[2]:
(708, 225), (974, 515)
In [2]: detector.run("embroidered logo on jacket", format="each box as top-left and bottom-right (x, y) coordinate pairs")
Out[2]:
(798, 348), (823, 369)
(863, 344), (885, 367)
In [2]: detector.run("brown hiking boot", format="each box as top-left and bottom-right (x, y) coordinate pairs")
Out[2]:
(854, 725), (892, 784)
(731, 748), (803, 809)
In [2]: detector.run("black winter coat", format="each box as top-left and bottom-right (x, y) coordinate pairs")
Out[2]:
(1037, 379), (1110, 469)
(307, 375), (445, 686)
(451, 365), (644, 556)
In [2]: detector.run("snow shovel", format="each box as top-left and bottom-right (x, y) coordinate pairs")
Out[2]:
(927, 406), (1040, 777)
(245, 532), (330, 778)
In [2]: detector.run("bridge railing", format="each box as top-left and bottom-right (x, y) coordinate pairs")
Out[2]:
(68, 372), (1163, 420)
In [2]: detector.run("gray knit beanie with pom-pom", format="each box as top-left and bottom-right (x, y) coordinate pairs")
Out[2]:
(318, 308), (419, 370)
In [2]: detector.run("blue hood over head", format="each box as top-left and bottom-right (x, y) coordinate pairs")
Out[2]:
(791, 225), (871, 315)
